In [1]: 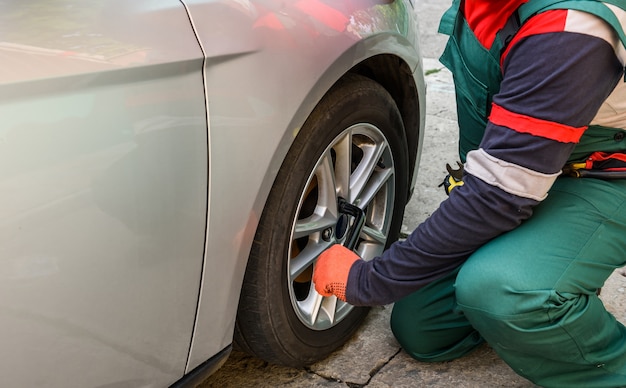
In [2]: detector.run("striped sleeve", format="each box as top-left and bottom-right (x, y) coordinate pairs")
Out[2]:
(344, 10), (625, 306)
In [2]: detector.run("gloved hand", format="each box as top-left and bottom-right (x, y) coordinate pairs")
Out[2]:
(312, 244), (360, 301)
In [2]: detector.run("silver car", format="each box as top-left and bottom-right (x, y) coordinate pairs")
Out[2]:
(0, 1), (425, 386)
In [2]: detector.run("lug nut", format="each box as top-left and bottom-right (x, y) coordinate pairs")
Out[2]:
(322, 228), (333, 242)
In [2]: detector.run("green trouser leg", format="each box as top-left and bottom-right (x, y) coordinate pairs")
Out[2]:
(391, 267), (484, 362)
(391, 177), (626, 387)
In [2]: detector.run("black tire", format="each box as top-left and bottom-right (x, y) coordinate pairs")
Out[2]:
(234, 74), (409, 367)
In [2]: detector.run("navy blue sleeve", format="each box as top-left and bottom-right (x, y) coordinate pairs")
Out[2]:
(346, 176), (537, 306)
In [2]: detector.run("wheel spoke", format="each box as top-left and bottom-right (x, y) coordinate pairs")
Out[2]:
(361, 224), (387, 245)
(289, 240), (332, 280)
(358, 240), (387, 261)
(333, 131), (352, 200)
(356, 166), (393, 210)
(294, 285), (323, 325)
(293, 214), (336, 240)
(309, 292), (325, 325)
(320, 295), (338, 324)
(297, 290), (340, 326)
(314, 149), (340, 218)
(349, 142), (388, 204)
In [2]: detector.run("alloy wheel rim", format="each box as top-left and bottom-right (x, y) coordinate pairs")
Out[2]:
(287, 123), (396, 330)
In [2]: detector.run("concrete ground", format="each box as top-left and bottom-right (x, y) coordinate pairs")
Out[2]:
(200, 1), (626, 386)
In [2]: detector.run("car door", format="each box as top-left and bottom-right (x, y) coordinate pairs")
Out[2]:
(0, 1), (207, 386)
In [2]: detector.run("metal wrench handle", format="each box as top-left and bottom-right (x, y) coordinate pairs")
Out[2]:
(338, 200), (365, 251)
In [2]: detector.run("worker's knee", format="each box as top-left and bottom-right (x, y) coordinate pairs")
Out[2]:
(455, 254), (542, 318)
(454, 252), (568, 334)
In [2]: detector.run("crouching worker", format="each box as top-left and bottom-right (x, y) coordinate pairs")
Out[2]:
(313, 0), (626, 386)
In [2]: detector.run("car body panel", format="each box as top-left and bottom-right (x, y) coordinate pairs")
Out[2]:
(182, 0), (425, 371)
(0, 1), (207, 386)
(0, 0), (425, 386)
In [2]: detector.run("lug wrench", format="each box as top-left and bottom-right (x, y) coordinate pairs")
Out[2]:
(338, 199), (365, 251)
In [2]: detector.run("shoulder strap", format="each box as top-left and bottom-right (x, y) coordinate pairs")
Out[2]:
(438, 0), (461, 36)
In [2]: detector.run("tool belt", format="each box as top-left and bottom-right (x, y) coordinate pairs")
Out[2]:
(441, 151), (626, 196)
(562, 151), (626, 179)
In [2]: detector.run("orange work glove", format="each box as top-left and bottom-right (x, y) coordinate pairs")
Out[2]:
(312, 244), (360, 301)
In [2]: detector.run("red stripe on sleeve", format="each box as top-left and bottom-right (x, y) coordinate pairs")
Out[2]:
(489, 103), (586, 143)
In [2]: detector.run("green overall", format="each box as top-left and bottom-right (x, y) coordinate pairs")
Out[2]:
(390, 1), (626, 386)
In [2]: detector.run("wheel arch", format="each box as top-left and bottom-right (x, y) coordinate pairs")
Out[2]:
(349, 54), (425, 199)
(250, 50), (425, 227)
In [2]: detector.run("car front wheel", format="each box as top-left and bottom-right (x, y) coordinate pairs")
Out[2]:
(234, 73), (409, 367)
